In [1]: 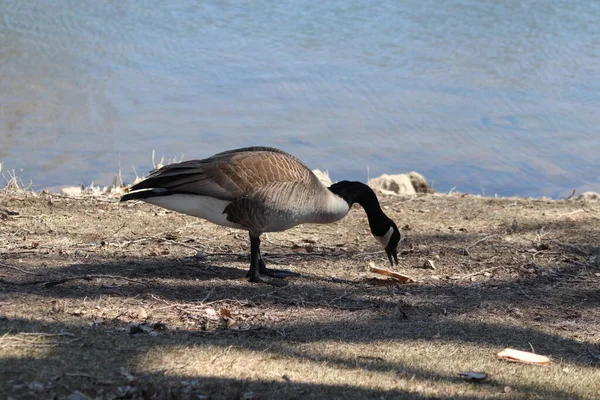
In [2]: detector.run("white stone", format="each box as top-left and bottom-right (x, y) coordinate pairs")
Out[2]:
(368, 174), (417, 195)
(576, 191), (600, 201)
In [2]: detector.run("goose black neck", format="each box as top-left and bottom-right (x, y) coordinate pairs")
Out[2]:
(328, 181), (390, 236)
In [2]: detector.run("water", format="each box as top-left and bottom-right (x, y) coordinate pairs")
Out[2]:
(1, 0), (599, 197)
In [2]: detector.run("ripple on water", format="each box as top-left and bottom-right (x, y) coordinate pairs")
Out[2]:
(0, 0), (599, 197)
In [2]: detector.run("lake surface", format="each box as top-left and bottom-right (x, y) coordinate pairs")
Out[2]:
(1, 0), (599, 197)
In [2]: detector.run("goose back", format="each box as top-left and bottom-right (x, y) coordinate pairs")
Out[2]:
(130, 147), (349, 234)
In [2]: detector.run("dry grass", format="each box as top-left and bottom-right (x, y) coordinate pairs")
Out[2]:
(0, 163), (32, 193)
(0, 191), (599, 399)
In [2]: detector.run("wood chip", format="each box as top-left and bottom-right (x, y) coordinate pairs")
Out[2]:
(369, 262), (415, 283)
(497, 348), (550, 365)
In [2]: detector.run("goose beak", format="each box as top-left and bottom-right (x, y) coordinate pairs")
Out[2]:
(386, 247), (399, 266)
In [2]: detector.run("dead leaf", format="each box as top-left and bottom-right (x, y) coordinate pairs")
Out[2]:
(220, 308), (236, 328)
(220, 308), (233, 319)
(497, 348), (550, 365)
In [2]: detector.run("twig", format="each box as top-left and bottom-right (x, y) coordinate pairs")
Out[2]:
(548, 240), (589, 256)
(565, 188), (577, 200)
(204, 252), (247, 257)
(18, 332), (76, 337)
(466, 234), (498, 250)
(517, 286), (559, 307)
(112, 222), (127, 236)
(0, 274), (148, 287)
(210, 345), (234, 365)
(587, 348), (600, 362)
(0, 261), (42, 276)
(453, 265), (507, 281)
(267, 294), (373, 311)
(65, 372), (115, 385)
(557, 209), (585, 217)
(530, 251), (562, 265)
(200, 287), (216, 303)
(160, 238), (200, 252)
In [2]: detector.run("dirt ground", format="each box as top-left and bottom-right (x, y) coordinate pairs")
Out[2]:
(0, 188), (599, 399)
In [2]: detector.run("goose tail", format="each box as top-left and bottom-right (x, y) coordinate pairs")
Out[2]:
(120, 188), (172, 202)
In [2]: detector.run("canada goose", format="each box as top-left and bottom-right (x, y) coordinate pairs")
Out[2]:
(120, 146), (401, 285)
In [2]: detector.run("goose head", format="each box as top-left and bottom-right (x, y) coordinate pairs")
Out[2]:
(328, 180), (401, 266)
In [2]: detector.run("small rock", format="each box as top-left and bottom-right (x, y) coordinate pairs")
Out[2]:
(66, 391), (91, 400)
(28, 381), (45, 392)
(137, 307), (148, 320)
(116, 386), (137, 397)
(203, 307), (219, 320)
(61, 186), (84, 196)
(120, 368), (136, 383)
(12, 383), (28, 391)
(504, 386), (512, 393)
(458, 372), (488, 381)
(241, 392), (258, 400)
(129, 323), (159, 336)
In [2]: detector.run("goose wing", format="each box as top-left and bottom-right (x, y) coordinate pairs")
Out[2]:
(129, 147), (316, 200)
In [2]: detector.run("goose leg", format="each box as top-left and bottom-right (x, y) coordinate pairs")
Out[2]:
(248, 234), (288, 286)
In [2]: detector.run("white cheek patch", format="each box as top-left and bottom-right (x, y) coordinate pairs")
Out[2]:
(375, 227), (394, 248)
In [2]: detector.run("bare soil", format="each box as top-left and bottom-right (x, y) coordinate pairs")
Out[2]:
(0, 189), (599, 399)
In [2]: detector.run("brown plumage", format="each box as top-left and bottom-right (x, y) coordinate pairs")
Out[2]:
(132, 147), (316, 199)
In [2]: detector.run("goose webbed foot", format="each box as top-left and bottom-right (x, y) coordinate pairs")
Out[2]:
(258, 258), (299, 278)
(246, 258), (298, 279)
(248, 274), (289, 287)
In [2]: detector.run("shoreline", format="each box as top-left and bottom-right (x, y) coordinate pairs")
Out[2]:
(3, 167), (597, 202)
